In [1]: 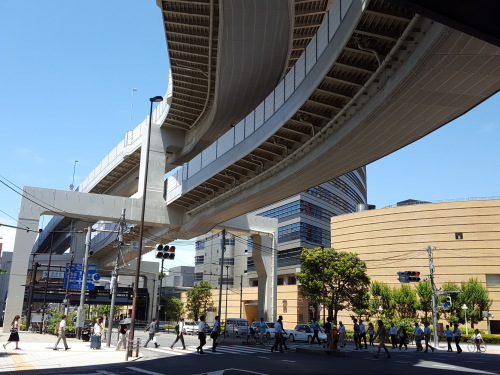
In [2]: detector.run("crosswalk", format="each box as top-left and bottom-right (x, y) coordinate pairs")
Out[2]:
(147, 344), (276, 357)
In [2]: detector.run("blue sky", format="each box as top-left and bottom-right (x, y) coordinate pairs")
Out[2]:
(1, 1), (499, 264)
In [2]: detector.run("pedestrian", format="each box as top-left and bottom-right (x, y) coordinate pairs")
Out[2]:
(144, 317), (159, 348)
(323, 317), (332, 349)
(389, 323), (398, 349)
(353, 318), (360, 349)
(453, 323), (462, 353)
(3, 315), (21, 350)
(359, 319), (367, 349)
(310, 318), (321, 345)
(331, 324), (339, 350)
(444, 325), (453, 352)
(271, 315), (284, 353)
(398, 324), (408, 350)
(413, 322), (423, 352)
(52, 315), (70, 351)
(373, 320), (391, 359)
(197, 315), (209, 354)
(367, 322), (375, 346)
(338, 321), (346, 348)
(423, 322), (435, 352)
(258, 317), (267, 344)
(211, 315), (221, 352)
(472, 329), (483, 353)
(116, 323), (128, 351)
(170, 317), (187, 350)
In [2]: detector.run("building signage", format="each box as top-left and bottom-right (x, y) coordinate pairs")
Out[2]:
(63, 263), (97, 290)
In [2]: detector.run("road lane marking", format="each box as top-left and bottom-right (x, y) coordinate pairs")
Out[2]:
(126, 366), (165, 375)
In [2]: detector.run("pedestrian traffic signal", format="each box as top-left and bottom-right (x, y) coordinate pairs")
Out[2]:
(446, 295), (452, 304)
(406, 271), (420, 282)
(156, 244), (175, 259)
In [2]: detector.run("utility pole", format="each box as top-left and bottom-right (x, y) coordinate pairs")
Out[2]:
(218, 229), (226, 319)
(106, 209), (126, 347)
(240, 274), (243, 319)
(40, 232), (54, 334)
(427, 245), (439, 348)
(25, 254), (38, 331)
(76, 226), (92, 339)
(225, 264), (229, 335)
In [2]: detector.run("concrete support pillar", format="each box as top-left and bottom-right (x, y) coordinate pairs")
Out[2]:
(3, 191), (43, 332)
(251, 234), (277, 322)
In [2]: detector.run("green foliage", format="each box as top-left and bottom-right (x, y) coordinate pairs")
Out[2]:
(392, 284), (418, 319)
(163, 296), (184, 321)
(47, 311), (78, 336)
(295, 247), (370, 323)
(186, 281), (214, 321)
(370, 281), (395, 318)
(0, 270), (7, 275)
(416, 281), (432, 320)
(95, 305), (112, 319)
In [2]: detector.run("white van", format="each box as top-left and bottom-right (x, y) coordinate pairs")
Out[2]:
(225, 318), (249, 336)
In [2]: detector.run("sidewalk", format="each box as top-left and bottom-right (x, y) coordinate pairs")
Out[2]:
(0, 331), (141, 374)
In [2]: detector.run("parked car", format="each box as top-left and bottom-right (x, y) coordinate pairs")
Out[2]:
(225, 318), (249, 336)
(184, 321), (199, 335)
(287, 324), (327, 343)
(157, 322), (166, 332)
(250, 321), (289, 339)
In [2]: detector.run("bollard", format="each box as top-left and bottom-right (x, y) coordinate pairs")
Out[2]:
(135, 338), (141, 357)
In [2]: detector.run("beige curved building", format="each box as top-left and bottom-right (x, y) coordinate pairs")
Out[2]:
(330, 199), (500, 333)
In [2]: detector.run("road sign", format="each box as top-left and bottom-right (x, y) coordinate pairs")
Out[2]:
(130, 241), (139, 250)
(298, 295), (304, 302)
(63, 263), (97, 289)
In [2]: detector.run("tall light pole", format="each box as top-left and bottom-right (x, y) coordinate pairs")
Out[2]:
(129, 88), (138, 132)
(127, 95), (163, 360)
(70, 160), (78, 190)
(462, 304), (468, 335)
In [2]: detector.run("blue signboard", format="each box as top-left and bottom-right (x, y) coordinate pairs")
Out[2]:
(63, 263), (97, 290)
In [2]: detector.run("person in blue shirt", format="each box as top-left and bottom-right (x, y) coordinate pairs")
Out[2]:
(258, 317), (267, 344)
(444, 325), (454, 352)
(310, 318), (321, 345)
(423, 322), (435, 352)
(453, 323), (462, 353)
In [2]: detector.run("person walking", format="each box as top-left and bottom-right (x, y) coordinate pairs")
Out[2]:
(4, 315), (21, 350)
(423, 322), (435, 353)
(324, 317), (332, 349)
(367, 322), (375, 346)
(414, 322), (423, 352)
(472, 329), (483, 353)
(211, 315), (221, 352)
(398, 324), (408, 350)
(389, 323), (398, 349)
(258, 317), (267, 344)
(170, 317), (187, 350)
(453, 323), (462, 353)
(52, 315), (70, 351)
(116, 323), (128, 351)
(359, 319), (367, 349)
(271, 315), (284, 353)
(444, 325), (454, 352)
(144, 317), (159, 348)
(373, 320), (391, 359)
(197, 316), (209, 354)
(352, 318), (360, 349)
(338, 321), (346, 348)
(310, 318), (321, 345)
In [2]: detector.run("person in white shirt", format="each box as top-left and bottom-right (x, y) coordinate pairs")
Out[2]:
(453, 323), (462, 353)
(413, 322), (423, 352)
(211, 315), (220, 352)
(53, 315), (69, 350)
(338, 321), (346, 348)
(389, 323), (398, 349)
(443, 325), (454, 352)
(170, 317), (187, 350)
(472, 329), (483, 353)
(271, 316), (284, 353)
(196, 315), (209, 354)
(359, 319), (367, 349)
(423, 322), (435, 352)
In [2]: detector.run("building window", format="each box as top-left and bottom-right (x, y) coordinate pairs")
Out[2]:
(221, 237), (235, 246)
(252, 280), (258, 287)
(455, 233), (463, 240)
(194, 255), (204, 265)
(277, 278), (284, 285)
(486, 274), (500, 287)
(195, 240), (205, 250)
(219, 258), (235, 265)
(288, 277), (297, 285)
(194, 272), (204, 282)
(278, 222), (331, 247)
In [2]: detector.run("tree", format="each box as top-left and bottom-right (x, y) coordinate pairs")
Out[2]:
(295, 247), (370, 324)
(458, 278), (492, 327)
(392, 284), (418, 319)
(416, 281), (433, 320)
(370, 281), (395, 319)
(186, 281), (214, 321)
(163, 296), (184, 321)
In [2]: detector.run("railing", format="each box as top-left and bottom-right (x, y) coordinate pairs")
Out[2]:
(166, 0), (360, 202)
(383, 196), (500, 209)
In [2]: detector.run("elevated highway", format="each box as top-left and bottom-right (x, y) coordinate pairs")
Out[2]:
(5, 0), (500, 330)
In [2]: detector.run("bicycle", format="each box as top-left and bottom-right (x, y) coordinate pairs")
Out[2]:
(467, 339), (486, 353)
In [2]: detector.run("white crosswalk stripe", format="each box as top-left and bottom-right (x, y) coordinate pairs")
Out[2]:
(149, 345), (273, 357)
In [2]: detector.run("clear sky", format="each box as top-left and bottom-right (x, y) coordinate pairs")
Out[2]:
(1, 1), (499, 266)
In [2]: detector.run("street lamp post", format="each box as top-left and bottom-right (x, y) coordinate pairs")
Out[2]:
(127, 95), (163, 360)
(378, 306), (383, 317)
(462, 304), (468, 335)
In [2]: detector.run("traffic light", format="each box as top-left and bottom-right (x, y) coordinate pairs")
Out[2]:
(156, 244), (176, 260)
(406, 271), (420, 282)
(397, 271), (407, 283)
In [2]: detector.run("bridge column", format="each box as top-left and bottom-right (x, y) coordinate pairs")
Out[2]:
(251, 234), (277, 322)
(3, 190), (43, 332)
